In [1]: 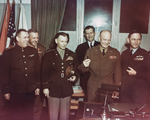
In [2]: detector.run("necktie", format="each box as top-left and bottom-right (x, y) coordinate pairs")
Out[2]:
(60, 51), (64, 60)
(90, 42), (93, 48)
(102, 49), (105, 56)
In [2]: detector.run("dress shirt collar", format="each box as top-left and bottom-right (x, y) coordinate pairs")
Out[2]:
(130, 47), (139, 54)
(88, 40), (95, 48)
(99, 45), (108, 53)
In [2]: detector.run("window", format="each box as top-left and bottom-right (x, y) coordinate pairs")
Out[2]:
(84, 0), (113, 32)
(60, 0), (76, 31)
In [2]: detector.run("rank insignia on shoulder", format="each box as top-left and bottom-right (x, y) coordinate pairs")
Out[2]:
(134, 55), (144, 61)
(6, 45), (15, 50)
(29, 54), (35, 57)
(110, 56), (117, 59)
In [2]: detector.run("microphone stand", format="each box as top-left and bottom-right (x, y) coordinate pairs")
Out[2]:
(98, 92), (111, 120)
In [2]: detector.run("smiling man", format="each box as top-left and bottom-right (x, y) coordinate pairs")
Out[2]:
(42, 32), (79, 120)
(75, 26), (99, 101)
(2, 29), (40, 120)
(28, 29), (46, 63)
(78, 30), (121, 102)
(28, 29), (46, 120)
(121, 30), (150, 104)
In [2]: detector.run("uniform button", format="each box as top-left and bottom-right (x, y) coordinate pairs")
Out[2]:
(61, 63), (64, 65)
(23, 55), (25, 57)
(62, 70), (64, 72)
(24, 61), (26, 63)
(25, 74), (27, 76)
(22, 49), (24, 52)
(62, 67), (64, 69)
(25, 68), (27, 70)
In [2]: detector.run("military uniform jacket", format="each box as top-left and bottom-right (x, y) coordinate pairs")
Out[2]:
(2, 44), (40, 94)
(79, 45), (121, 85)
(78, 45), (121, 101)
(121, 47), (150, 82)
(37, 43), (46, 63)
(42, 48), (79, 98)
(76, 41), (100, 64)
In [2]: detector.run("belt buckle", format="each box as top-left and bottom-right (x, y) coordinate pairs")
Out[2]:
(61, 73), (64, 78)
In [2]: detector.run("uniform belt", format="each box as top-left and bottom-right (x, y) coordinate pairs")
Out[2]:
(61, 73), (64, 78)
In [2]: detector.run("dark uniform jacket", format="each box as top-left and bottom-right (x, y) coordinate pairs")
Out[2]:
(2, 44), (40, 94)
(76, 41), (100, 64)
(75, 41), (99, 92)
(42, 48), (79, 98)
(37, 43), (46, 63)
(121, 47), (150, 103)
(78, 45), (121, 102)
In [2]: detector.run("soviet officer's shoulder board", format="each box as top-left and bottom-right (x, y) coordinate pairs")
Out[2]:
(5, 45), (15, 50)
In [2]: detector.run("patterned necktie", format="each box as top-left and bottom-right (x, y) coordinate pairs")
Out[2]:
(102, 49), (105, 56)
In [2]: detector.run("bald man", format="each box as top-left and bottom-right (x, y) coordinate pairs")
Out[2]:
(78, 30), (122, 102)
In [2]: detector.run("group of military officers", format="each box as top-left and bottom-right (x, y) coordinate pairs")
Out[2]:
(0, 26), (150, 120)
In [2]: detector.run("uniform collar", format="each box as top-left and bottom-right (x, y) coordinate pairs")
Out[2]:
(99, 45), (108, 53)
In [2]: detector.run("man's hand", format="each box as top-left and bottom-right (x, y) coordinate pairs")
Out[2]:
(112, 91), (119, 99)
(4, 93), (10, 100)
(126, 67), (137, 75)
(68, 76), (76, 82)
(35, 88), (40, 95)
(43, 88), (49, 98)
(83, 59), (91, 67)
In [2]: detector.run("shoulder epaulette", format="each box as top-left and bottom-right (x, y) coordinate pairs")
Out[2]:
(38, 43), (46, 48)
(6, 45), (15, 50)
(46, 48), (55, 53)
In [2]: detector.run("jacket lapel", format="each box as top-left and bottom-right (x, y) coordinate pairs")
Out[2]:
(64, 48), (69, 61)
(103, 46), (113, 58)
(93, 45), (103, 58)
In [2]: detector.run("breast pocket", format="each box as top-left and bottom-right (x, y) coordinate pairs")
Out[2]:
(29, 56), (36, 67)
(11, 59), (23, 69)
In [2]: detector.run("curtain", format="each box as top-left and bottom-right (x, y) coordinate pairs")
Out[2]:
(31, 0), (67, 49)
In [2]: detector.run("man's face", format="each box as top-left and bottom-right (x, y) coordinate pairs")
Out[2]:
(127, 33), (142, 49)
(55, 35), (68, 50)
(16, 31), (29, 47)
(99, 31), (111, 48)
(29, 32), (39, 47)
(84, 28), (95, 42)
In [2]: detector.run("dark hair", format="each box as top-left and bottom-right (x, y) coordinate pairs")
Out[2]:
(84, 25), (95, 34)
(54, 32), (69, 43)
(128, 30), (142, 39)
(28, 29), (38, 36)
(15, 29), (27, 38)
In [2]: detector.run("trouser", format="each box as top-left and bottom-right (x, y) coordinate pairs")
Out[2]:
(34, 95), (43, 120)
(121, 78), (148, 104)
(10, 92), (35, 120)
(48, 96), (71, 120)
